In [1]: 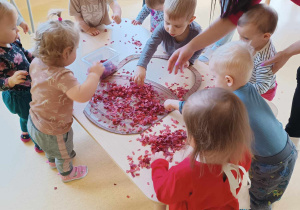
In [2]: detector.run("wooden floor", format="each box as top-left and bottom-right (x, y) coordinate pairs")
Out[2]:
(0, 0), (300, 209)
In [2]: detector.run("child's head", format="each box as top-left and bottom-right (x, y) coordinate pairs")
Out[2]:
(210, 41), (254, 91)
(146, 0), (164, 11)
(183, 88), (252, 165)
(237, 4), (278, 51)
(163, 0), (196, 37)
(0, 1), (19, 45)
(33, 9), (80, 67)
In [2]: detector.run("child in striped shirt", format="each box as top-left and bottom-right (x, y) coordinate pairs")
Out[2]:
(237, 4), (278, 101)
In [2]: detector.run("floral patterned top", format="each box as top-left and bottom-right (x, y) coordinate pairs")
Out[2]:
(136, 5), (164, 32)
(0, 40), (33, 91)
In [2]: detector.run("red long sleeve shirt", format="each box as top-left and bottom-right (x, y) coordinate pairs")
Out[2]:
(151, 155), (251, 210)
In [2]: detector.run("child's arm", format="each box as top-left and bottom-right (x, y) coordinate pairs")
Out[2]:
(132, 5), (150, 25)
(109, 0), (122, 24)
(164, 99), (186, 114)
(133, 24), (164, 86)
(151, 156), (193, 204)
(66, 63), (104, 103)
(17, 15), (29, 34)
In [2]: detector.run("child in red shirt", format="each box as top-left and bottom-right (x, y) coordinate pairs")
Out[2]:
(151, 88), (252, 210)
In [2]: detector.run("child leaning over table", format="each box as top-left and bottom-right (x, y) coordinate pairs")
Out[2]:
(69, 0), (122, 36)
(152, 88), (252, 210)
(133, 0), (202, 86)
(28, 10), (104, 182)
(132, 0), (164, 32)
(165, 41), (298, 210)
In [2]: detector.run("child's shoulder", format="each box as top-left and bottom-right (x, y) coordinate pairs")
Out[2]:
(190, 21), (202, 34)
(255, 40), (276, 61)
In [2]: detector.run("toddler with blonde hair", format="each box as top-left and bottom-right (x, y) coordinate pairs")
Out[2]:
(166, 41), (298, 209)
(0, 1), (42, 152)
(133, 0), (202, 86)
(28, 10), (104, 182)
(152, 88), (252, 209)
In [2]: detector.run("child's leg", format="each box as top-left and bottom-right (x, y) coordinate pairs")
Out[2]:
(286, 67), (300, 138)
(249, 139), (298, 209)
(54, 128), (76, 176)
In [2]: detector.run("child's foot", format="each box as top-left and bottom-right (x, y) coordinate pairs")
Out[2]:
(34, 145), (44, 153)
(20, 134), (31, 143)
(60, 166), (88, 183)
(46, 161), (56, 169)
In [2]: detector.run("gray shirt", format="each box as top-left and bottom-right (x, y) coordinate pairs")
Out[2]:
(137, 21), (202, 69)
(69, 0), (114, 27)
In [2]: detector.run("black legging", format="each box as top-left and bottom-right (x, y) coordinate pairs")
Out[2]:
(285, 66), (300, 137)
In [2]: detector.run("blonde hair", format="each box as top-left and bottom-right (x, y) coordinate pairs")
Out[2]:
(210, 41), (254, 84)
(164, 0), (196, 20)
(0, 1), (17, 20)
(183, 88), (252, 166)
(33, 9), (80, 66)
(238, 4), (278, 34)
(146, 0), (165, 9)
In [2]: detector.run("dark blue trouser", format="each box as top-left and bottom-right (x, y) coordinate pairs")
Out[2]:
(2, 90), (40, 149)
(285, 66), (300, 137)
(249, 138), (298, 210)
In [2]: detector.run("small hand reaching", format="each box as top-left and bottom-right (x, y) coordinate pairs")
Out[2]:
(132, 20), (142, 25)
(8, 70), (28, 87)
(112, 14), (122, 24)
(164, 99), (180, 111)
(133, 66), (146, 86)
(88, 62), (105, 77)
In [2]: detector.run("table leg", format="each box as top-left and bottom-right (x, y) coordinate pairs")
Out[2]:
(26, 0), (35, 33)
(153, 203), (166, 210)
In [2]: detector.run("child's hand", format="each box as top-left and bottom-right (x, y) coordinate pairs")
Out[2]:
(164, 99), (180, 111)
(151, 151), (168, 162)
(88, 62), (105, 77)
(112, 14), (121, 24)
(86, 27), (101, 36)
(132, 20), (142, 25)
(133, 66), (146, 86)
(19, 21), (29, 34)
(8, 70), (28, 87)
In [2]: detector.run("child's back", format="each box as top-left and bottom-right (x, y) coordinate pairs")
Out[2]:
(29, 58), (78, 135)
(152, 88), (253, 210)
(152, 155), (251, 210)
(234, 83), (286, 156)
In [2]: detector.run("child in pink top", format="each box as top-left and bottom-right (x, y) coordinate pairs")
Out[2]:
(28, 10), (104, 182)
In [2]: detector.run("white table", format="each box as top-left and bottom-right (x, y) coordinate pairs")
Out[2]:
(70, 18), (277, 209)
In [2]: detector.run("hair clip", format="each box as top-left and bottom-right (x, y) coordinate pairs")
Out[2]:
(58, 17), (63, 22)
